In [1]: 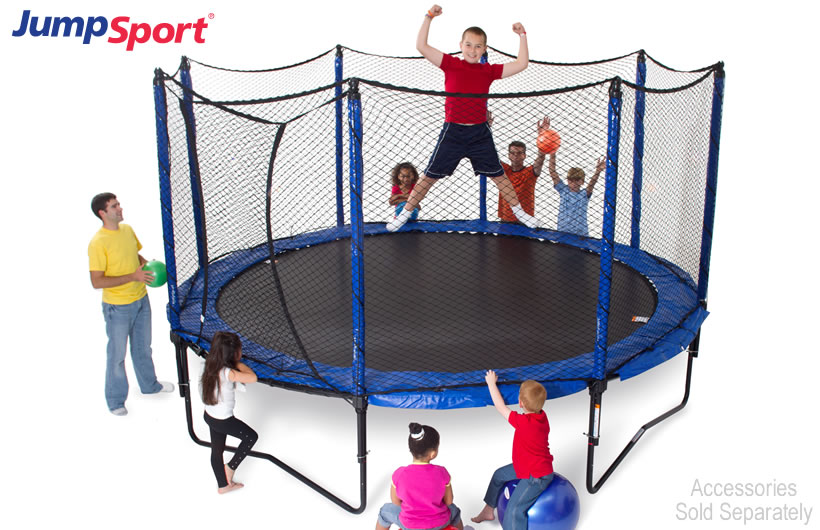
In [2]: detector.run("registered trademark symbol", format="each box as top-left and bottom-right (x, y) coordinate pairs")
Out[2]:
(209, 13), (215, 19)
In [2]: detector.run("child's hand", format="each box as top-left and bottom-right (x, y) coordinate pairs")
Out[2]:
(595, 157), (606, 173)
(537, 116), (550, 133)
(428, 5), (443, 17)
(485, 370), (498, 386)
(512, 22), (526, 35)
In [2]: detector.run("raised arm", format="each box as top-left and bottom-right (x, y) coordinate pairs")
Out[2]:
(485, 370), (512, 420)
(532, 117), (549, 177)
(587, 157), (605, 197)
(548, 152), (561, 186)
(417, 5), (444, 67)
(501, 23), (529, 79)
(230, 361), (258, 384)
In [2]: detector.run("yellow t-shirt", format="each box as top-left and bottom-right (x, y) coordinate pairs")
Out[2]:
(88, 224), (147, 305)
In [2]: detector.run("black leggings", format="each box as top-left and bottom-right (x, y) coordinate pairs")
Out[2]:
(203, 412), (259, 488)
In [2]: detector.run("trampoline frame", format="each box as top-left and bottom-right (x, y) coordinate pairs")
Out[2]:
(152, 48), (725, 510)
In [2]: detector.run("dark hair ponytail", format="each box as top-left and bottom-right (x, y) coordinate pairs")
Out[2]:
(408, 422), (440, 459)
(201, 331), (242, 406)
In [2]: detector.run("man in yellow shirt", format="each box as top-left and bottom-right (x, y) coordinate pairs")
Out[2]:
(88, 193), (173, 416)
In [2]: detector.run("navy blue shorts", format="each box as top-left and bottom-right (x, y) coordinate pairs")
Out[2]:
(424, 122), (505, 178)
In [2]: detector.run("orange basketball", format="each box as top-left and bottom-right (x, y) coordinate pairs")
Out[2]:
(537, 129), (561, 154)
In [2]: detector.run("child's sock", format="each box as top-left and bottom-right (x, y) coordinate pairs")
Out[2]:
(511, 204), (542, 229)
(386, 207), (413, 232)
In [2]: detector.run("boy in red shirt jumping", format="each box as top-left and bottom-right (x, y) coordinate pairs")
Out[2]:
(386, 4), (542, 232)
(471, 370), (555, 529)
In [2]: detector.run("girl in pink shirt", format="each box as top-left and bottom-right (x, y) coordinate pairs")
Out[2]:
(376, 423), (464, 530)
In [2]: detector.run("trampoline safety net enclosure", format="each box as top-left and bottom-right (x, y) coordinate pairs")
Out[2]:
(153, 46), (724, 409)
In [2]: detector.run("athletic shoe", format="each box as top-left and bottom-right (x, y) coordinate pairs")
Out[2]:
(386, 217), (406, 232)
(515, 211), (543, 229)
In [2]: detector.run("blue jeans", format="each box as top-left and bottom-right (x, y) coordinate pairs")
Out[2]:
(394, 202), (419, 221)
(102, 295), (161, 410)
(483, 464), (554, 530)
(377, 502), (461, 530)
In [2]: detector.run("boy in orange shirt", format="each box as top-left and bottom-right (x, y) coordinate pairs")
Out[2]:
(497, 117), (549, 222)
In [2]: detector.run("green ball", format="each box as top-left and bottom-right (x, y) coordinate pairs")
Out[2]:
(143, 260), (167, 288)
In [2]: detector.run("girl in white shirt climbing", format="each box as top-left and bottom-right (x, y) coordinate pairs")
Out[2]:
(200, 331), (259, 494)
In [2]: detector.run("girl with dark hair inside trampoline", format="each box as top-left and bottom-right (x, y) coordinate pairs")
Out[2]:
(200, 331), (259, 494)
(389, 162), (421, 222)
(376, 423), (464, 530)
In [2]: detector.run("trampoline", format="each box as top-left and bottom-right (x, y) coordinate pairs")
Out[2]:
(153, 47), (724, 510)
(192, 223), (705, 408)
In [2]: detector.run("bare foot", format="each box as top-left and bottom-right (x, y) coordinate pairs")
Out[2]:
(471, 505), (495, 523)
(217, 482), (243, 494)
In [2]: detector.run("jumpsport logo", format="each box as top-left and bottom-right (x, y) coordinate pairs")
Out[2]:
(10, 10), (211, 51)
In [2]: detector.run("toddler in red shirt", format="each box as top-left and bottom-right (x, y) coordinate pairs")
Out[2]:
(471, 371), (554, 530)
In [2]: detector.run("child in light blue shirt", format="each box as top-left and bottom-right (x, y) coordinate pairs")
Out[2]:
(548, 151), (604, 237)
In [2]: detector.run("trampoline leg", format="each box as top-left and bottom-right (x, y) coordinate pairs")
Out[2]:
(585, 345), (697, 494)
(355, 396), (368, 509)
(171, 336), (368, 513)
(172, 334), (204, 445)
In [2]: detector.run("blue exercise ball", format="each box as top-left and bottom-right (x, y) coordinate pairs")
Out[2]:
(497, 473), (580, 530)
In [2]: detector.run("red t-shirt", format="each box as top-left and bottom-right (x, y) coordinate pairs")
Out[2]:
(439, 53), (504, 124)
(391, 183), (415, 195)
(498, 162), (538, 221)
(509, 410), (554, 479)
(390, 183), (415, 203)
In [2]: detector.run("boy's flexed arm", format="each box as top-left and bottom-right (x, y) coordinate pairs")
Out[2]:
(501, 23), (529, 79)
(417, 5), (444, 67)
(587, 157), (605, 197)
(485, 370), (512, 420)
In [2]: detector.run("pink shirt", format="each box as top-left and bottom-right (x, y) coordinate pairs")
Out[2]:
(509, 410), (554, 479)
(392, 463), (451, 529)
(439, 53), (504, 124)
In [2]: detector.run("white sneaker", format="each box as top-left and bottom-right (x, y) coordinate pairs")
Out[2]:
(111, 407), (128, 416)
(159, 382), (175, 393)
(386, 210), (412, 232)
(515, 211), (542, 229)
(386, 218), (405, 232)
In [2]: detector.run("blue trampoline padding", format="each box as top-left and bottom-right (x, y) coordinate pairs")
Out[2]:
(169, 220), (707, 409)
(368, 380), (590, 409)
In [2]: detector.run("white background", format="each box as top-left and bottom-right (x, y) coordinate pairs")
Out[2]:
(2, 1), (818, 528)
